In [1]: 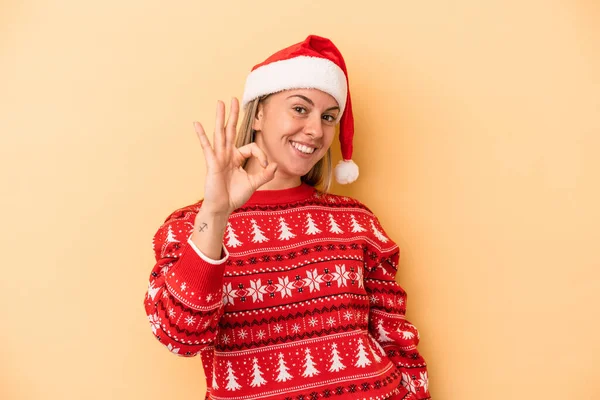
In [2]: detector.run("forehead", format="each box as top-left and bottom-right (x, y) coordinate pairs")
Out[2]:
(271, 88), (338, 107)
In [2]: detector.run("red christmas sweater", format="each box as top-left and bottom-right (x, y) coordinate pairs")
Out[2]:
(144, 183), (430, 400)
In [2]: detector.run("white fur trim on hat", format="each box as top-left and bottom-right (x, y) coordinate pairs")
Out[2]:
(334, 159), (359, 184)
(242, 56), (348, 117)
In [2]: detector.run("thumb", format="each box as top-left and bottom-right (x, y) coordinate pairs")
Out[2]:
(250, 163), (278, 190)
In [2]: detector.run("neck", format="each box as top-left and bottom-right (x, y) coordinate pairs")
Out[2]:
(245, 157), (302, 191)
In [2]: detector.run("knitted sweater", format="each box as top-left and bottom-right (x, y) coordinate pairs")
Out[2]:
(144, 183), (430, 400)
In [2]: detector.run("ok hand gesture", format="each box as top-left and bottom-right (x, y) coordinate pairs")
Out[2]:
(194, 98), (277, 217)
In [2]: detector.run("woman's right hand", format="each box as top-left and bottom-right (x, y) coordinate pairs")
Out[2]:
(193, 97), (278, 217)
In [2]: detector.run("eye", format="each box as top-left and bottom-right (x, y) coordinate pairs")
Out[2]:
(294, 106), (307, 114)
(322, 114), (336, 123)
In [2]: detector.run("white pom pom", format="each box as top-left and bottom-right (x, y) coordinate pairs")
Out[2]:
(334, 159), (359, 184)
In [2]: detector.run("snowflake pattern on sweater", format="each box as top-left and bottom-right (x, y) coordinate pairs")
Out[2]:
(144, 183), (430, 400)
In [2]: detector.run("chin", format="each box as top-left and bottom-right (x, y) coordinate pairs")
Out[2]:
(279, 164), (315, 179)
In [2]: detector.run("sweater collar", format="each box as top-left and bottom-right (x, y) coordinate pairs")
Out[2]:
(245, 183), (317, 205)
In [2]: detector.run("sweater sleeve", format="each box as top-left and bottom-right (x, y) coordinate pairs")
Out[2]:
(363, 215), (431, 399)
(143, 205), (228, 357)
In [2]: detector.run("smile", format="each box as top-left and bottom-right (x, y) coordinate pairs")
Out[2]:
(290, 141), (317, 154)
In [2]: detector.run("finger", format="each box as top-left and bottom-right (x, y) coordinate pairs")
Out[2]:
(249, 162), (278, 189)
(224, 97), (239, 151)
(214, 100), (226, 153)
(193, 121), (216, 167)
(236, 143), (268, 167)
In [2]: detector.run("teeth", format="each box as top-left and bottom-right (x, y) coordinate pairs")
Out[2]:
(291, 141), (316, 154)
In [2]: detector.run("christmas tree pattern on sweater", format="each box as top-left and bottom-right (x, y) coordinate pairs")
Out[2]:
(145, 184), (430, 399)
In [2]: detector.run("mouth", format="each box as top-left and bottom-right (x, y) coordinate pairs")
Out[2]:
(289, 140), (318, 155)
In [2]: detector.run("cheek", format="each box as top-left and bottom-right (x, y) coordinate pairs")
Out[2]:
(314, 128), (336, 157)
(323, 127), (337, 146)
(264, 117), (298, 139)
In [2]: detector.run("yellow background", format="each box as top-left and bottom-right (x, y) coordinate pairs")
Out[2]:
(2, 0), (599, 398)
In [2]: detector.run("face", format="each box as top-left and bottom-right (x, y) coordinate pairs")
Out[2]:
(252, 88), (340, 180)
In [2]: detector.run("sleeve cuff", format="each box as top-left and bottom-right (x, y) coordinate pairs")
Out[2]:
(164, 240), (229, 310)
(187, 237), (229, 264)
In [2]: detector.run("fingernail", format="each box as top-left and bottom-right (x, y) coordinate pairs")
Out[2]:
(263, 160), (268, 167)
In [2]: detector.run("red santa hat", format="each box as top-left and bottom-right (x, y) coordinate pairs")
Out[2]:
(241, 34), (359, 184)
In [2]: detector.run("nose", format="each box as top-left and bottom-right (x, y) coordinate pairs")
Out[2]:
(304, 113), (324, 139)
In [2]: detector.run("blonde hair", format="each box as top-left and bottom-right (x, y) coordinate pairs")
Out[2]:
(236, 96), (333, 193)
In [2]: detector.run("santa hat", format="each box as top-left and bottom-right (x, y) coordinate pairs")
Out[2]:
(241, 35), (359, 184)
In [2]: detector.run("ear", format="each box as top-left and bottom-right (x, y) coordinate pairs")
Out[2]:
(252, 102), (265, 132)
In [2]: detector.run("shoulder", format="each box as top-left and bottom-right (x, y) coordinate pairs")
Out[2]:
(317, 192), (397, 248)
(153, 200), (203, 242)
(313, 190), (376, 216)
(313, 191), (394, 240)
(161, 200), (204, 224)
(151, 200), (204, 259)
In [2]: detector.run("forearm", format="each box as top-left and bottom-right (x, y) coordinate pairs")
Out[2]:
(145, 209), (230, 357)
(190, 208), (229, 259)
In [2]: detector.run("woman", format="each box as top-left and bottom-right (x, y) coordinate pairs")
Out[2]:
(144, 35), (430, 400)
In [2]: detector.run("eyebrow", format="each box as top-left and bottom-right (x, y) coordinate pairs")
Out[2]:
(287, 94), (340, 112)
